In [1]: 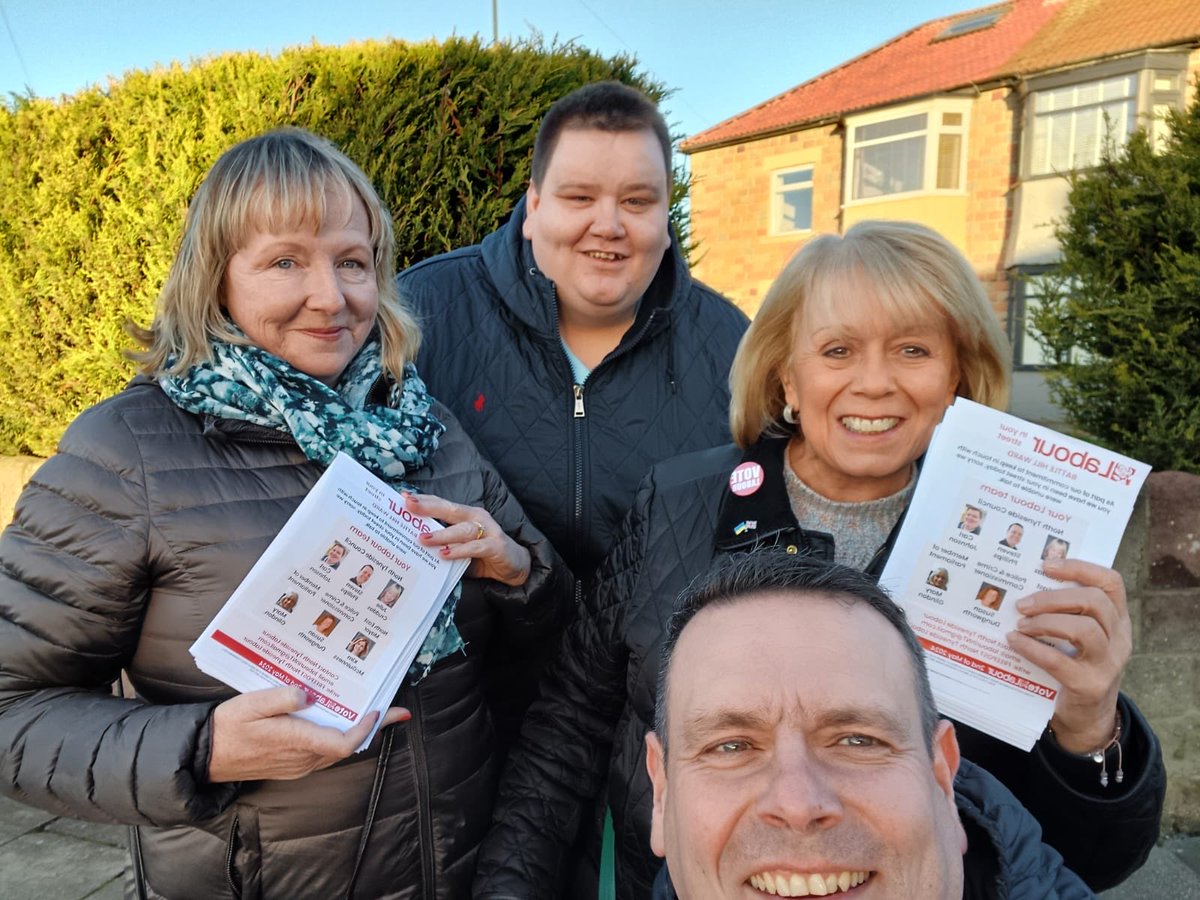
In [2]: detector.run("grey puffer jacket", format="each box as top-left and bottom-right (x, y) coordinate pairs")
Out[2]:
(0, 379), (565, 900)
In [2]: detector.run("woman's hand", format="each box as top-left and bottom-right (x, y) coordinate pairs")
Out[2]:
(208, 687), (411, 783)
(1006, 558), (1131, 753)
(405, 492), (532, 587)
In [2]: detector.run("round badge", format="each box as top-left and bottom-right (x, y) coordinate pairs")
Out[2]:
(728, 461), (765, 497)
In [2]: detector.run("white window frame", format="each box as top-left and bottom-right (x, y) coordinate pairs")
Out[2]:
(1028, 74), (1137, 176)
(844, 98), (971, 203)
(1022, 51), (1189, 179)
(769, 165), (814, 235)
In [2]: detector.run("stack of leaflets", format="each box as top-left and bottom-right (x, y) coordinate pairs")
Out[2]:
(879, 398), (1149, 750)
(190, 452), (469, 751)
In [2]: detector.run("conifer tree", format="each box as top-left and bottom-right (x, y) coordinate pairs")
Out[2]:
(1033, 97), (1200, 472)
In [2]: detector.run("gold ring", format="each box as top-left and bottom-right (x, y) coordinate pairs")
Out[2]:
(473, 521), (486, 541)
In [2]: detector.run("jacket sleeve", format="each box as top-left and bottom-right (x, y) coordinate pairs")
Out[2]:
(955, 760), (1097, 900)
(0, 401), (238, 826)
(472, 472), (657, 898)
(954, 694), (1164, 891)
(428, 402), (571, 643)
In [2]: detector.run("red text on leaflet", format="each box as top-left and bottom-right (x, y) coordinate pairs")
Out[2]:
(919, 637), (1057, 700)
(211, 630), (360, 721)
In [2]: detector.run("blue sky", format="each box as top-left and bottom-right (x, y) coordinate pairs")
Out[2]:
(0, 1), (975, 140)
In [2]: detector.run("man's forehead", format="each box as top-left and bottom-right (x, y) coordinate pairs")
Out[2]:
(667, 593), (920, 735)
(543, 126), (668, 179)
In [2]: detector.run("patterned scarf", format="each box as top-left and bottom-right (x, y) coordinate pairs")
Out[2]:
(160, 335), (463, 683)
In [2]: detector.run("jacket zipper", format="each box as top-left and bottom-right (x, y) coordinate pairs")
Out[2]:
(224, 813), (242, 898)
(406, 690), (436, 900)
(564, 309), (661, 566)
(572, 383), (586, 605)
(539, 270), (665, 588)
(544, 281), (592, 570)
(572, 384), (586, 524)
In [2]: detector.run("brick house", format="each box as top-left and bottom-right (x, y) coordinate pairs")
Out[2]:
(683, 0), (1200, 368)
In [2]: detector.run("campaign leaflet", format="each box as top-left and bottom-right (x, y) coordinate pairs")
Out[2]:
(879, 398), (1149, 750)
(190, 452), (468, 751)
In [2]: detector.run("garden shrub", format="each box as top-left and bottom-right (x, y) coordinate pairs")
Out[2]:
(0, 38), (671, 455)
(1032, 97), (1200, 473)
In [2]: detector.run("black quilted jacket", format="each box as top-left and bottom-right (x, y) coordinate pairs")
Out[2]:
(0, 380), (566, 900)
(476, 439), (1164, 899)
(396, 198), (749, 591)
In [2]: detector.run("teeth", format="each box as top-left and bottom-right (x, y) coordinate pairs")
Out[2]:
(749, 870), (869, 896)
(586, 251), (620, 260)
(842, 416), (899, 434)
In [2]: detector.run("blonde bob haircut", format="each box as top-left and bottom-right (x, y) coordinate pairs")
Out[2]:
(132, 127), (419, 379)
(729, 219), (1010, 448)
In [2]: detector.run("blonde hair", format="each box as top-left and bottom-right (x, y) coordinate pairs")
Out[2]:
(729, 220), (1010, 447)
(131, 127), (419, 379)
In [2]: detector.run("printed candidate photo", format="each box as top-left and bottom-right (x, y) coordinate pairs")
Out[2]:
(975, 582), (1007, 611)
(998, 522), (1024, 550)
(313, 611), (339, 637)
(377, 579), (404, 608)
(957, 504), (984, 535)
(926, 568), (950, 590)
(1041, 536), (1070, 561)
(275, 591), (299, 613)
(319, 540), (347, 569)
(346, 632), (375, 660)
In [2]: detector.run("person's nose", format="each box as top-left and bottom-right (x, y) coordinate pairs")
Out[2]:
(589, 197), (626, 240)
(305, 260), (347, 312)
(851, 348), (896, 397)
(755, 737), (844, 830)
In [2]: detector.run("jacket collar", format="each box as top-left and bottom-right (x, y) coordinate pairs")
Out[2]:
(711, 435), (910, 576)
(712, 436), (813, 554)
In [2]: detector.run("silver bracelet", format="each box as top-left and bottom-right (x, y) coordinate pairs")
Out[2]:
(1047, 712), (1124, 787)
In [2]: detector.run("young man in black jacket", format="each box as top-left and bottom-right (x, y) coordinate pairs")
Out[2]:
(397, 82), (748, 601)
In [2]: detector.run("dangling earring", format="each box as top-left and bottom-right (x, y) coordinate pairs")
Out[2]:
(782, 404), (798, 425)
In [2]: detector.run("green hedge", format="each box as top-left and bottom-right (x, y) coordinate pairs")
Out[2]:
(0, 38), (673, 456)
(1031, 96), (1200, 473)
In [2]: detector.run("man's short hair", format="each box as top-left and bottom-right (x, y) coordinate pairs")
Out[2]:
(654, 551), (939, 753)
(530, 81), (672, 187)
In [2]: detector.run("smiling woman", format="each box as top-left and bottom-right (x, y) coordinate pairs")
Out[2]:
(222, 184), (379, 387)
(0, 126), (567, 900)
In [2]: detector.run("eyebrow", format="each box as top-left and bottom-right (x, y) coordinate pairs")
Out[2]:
(553, 179), (664, 194)
(680, 702), (914, 746)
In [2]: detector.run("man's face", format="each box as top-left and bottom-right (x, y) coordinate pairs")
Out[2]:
(960, 508), (981, 531)
(523, 127), (671, 331)
(647, 594), (965, 898)
(1005, 524), (1023, 546)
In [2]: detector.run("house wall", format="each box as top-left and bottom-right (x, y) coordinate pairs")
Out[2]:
(687, 87), (1019, 319)
(688, 125), (841, 316)
(963, 86), (1020, 313)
